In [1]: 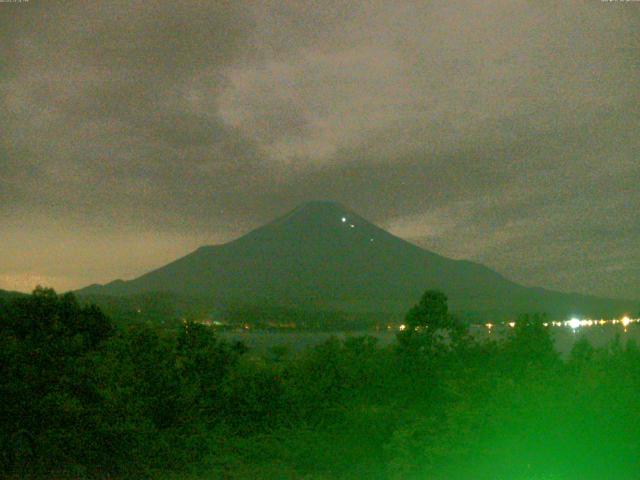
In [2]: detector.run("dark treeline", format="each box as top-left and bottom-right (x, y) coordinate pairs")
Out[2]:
(79, 293), (401, 332)
(220, 304), (397, 331)
(2, 288), (640, 479)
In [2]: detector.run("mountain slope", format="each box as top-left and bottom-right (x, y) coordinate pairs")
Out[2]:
(0, 289), (26, 302)
(78, 201), (638, 320)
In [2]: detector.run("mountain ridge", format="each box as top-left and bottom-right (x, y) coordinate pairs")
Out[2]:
(77, 201), (638, 320)
(0, 289), (27, 301)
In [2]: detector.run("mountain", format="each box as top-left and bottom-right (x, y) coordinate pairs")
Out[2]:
(0, 289), (26, 302)
(78, 201), (638, 321)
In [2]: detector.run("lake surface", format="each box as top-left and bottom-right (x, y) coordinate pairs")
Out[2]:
(220, 323), (640, 357)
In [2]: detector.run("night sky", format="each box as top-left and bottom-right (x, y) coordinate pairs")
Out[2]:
(1, 1), (638, 300)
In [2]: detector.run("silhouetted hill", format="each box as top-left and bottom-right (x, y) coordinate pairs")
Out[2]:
(78, 201), (638, 321)
(0, 289), (25, 302)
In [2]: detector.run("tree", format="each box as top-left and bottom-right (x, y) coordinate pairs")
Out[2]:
(503, 313), (559, 373)
(407, 290), (448, 328)
(397, 290), (465, 353)
(0, 288), (115, 476)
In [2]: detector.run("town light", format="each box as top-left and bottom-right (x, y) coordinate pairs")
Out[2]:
(568, 318), (580, 330)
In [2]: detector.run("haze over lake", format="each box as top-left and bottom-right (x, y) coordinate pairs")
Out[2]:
(221, 324), (640, 357)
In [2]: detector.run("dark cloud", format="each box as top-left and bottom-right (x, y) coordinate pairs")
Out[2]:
(0, 1), (638, 299)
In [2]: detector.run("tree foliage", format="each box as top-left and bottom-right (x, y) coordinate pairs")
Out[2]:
(2, 288), (640, 479)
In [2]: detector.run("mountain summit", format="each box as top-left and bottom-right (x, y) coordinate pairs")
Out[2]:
(78, 202), (637, 320)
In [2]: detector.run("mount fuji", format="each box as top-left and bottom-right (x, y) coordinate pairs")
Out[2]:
(78, 201), (637, 321)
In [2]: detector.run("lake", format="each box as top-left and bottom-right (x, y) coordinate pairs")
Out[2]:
(220, 323), (640, 357)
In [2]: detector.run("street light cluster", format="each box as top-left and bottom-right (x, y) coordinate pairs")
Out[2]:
(480, 316), (636, 331)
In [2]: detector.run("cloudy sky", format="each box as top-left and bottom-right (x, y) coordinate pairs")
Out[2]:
(1, 0), (638, 300)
